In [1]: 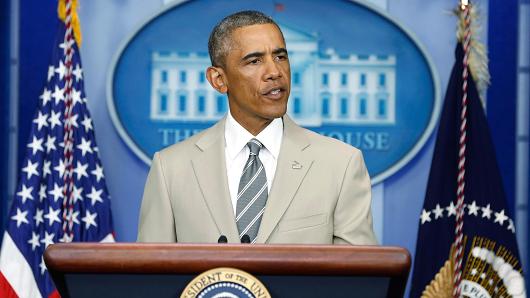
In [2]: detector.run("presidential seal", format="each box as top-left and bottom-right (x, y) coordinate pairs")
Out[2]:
(180, 267), (271, 298)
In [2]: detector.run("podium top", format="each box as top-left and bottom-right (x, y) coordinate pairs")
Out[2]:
(44, 243), (410, 276)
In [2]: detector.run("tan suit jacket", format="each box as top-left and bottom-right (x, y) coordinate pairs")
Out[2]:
(137, 116), (377, 245)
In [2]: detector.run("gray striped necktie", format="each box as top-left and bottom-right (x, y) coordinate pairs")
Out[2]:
(235, 138), (268, 243)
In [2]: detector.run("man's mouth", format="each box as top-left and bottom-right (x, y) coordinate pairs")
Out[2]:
(262, 87), (285, 100)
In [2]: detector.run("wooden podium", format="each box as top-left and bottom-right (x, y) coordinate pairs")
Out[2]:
(44, 243), (410, 298)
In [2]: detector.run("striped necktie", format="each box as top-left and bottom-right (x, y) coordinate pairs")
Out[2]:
(235, 138), (268, 243)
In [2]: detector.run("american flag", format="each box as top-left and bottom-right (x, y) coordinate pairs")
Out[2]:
(0, 2), (114, 297)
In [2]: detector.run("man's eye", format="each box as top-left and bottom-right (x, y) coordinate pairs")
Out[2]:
(275, 55), (287, 61)
(249, 59), (260, 65)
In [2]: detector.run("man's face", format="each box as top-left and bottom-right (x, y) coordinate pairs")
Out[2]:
(222, 24), (291, 131)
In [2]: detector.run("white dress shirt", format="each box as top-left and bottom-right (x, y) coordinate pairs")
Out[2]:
(224, 112), (283, 215)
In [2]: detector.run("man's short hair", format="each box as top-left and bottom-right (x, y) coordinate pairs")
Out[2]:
(208, 10), (283, 68)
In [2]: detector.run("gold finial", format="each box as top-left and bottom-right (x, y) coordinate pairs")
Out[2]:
(58, 0), (82, 47)
(460, 0), (469, 10)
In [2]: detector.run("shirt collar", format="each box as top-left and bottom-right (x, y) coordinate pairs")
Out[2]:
(225, 111), (283, 161)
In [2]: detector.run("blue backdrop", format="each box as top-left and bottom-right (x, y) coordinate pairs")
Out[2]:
(1, 0), (525, 294)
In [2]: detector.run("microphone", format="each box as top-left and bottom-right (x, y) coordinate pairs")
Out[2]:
(241, 234), (251, 243)
(217, 235), (228, 243)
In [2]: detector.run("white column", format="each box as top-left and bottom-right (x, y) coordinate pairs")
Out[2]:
(516, 0), (530, 271)
(372, 183), (384, 243)
(8, 0), (20, 211)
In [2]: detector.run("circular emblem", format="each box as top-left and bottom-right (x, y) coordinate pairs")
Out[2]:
(180, 267), (271, 298)
(108, 0), (440, 184)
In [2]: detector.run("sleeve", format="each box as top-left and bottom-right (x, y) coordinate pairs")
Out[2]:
(333, 150), (378, 245)
(137, 152), (177, 242)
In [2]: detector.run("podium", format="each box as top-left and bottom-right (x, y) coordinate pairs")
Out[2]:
(44, 243), (410, 298)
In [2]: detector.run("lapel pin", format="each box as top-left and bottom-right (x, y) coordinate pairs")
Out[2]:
(291, 161), (302, 169)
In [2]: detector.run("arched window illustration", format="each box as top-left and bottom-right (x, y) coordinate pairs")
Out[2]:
(320, 92), (331, 118)
(378, 73), (386, 87)
(321, 73), (329, 87)
(359, 73), (367, 87)
(216, 95), (227, 115)
(293, 72), (301, 86)
(341, 73), (348, 87)
(357, 94), (368, 117)
(177, 90), (188, 114)
(158, 92), (168, 114)
(293, 97), (302, 115)
(339, 93), (350, 118)
(198, 71), (206, 84)
(180, 70), (187, 83)
(377, 93), (388, 118)
(160, 70), (168, 84)
(196, 90), (207, 115)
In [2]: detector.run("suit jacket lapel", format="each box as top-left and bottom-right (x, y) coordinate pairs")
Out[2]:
(257, 116), (313, 243)
(191, 118), (240, 242)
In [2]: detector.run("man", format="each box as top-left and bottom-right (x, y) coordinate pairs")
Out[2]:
(137, 10), (377, 245)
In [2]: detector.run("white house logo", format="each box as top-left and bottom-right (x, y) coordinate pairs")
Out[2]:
(108, 0), (440, 184)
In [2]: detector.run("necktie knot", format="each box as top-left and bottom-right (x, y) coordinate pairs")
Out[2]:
(247, 138), (263, 156)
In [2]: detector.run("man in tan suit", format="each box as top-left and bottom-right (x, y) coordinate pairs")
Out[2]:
(137, 11), (377, 245)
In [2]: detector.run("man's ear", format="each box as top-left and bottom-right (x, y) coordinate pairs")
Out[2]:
(206, 66), (228, 93)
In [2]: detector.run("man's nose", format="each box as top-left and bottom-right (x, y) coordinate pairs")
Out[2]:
(263, 59), (282, 80)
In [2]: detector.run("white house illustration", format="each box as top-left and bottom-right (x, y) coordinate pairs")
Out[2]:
(149, 25), (396, 126)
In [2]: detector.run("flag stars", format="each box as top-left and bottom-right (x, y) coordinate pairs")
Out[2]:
(33, 111), (49, 130)
(38, 184), (47, 201)
(81, 116), (93, 132)
(55, 60), (67, 80)
(52, 85), (65, 104)
(470, 268), (477, 276)
(467, 201), (479, 216)
(11, 208), (29, 227)
(48, 183), (64, 202)
(49, 110), (62, 129)
(22, 160), (39, 180)
(77, 137), (93, 156)
(494, 209), (508, 226)
(73, 63), (83, 82)
(67, 210), (80, 225)
(39, 257), (47, 275)
(59, 39), (74, 56)
(44, 206), (61, 226)
(34, 208), (44, 226)
(54, 159), (66, 178)
(28, 232), (41, 251)
(47, 65), (55, 81)
(507, 219), (515, 233)
(27, 136), (44, 155)
(446, 201), (457, 217)
(17, 184), (34, 204)
(421, 201), (516, 231)
(43, 160), (52, 178)
(82, 210), (98, 230)
(40, 231), (55, 249)
(481, 204), (492, 219)
(74, 161), (89, 180)
(59, 233), (73, 243)
(432, 204), (444, 219)
(420, 209), (431, 224)
(65, 113), (79, 128)
(72, 88), (83, 106)
(72, 186), (84, 203)
(86, 187), (103, 206)
(91, 164), (104, 182)
(45, 136), (57, 153)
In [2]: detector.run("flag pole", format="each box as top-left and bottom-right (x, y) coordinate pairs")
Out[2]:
(453, 0), (471, 297)
(61, 0), (76, 243)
